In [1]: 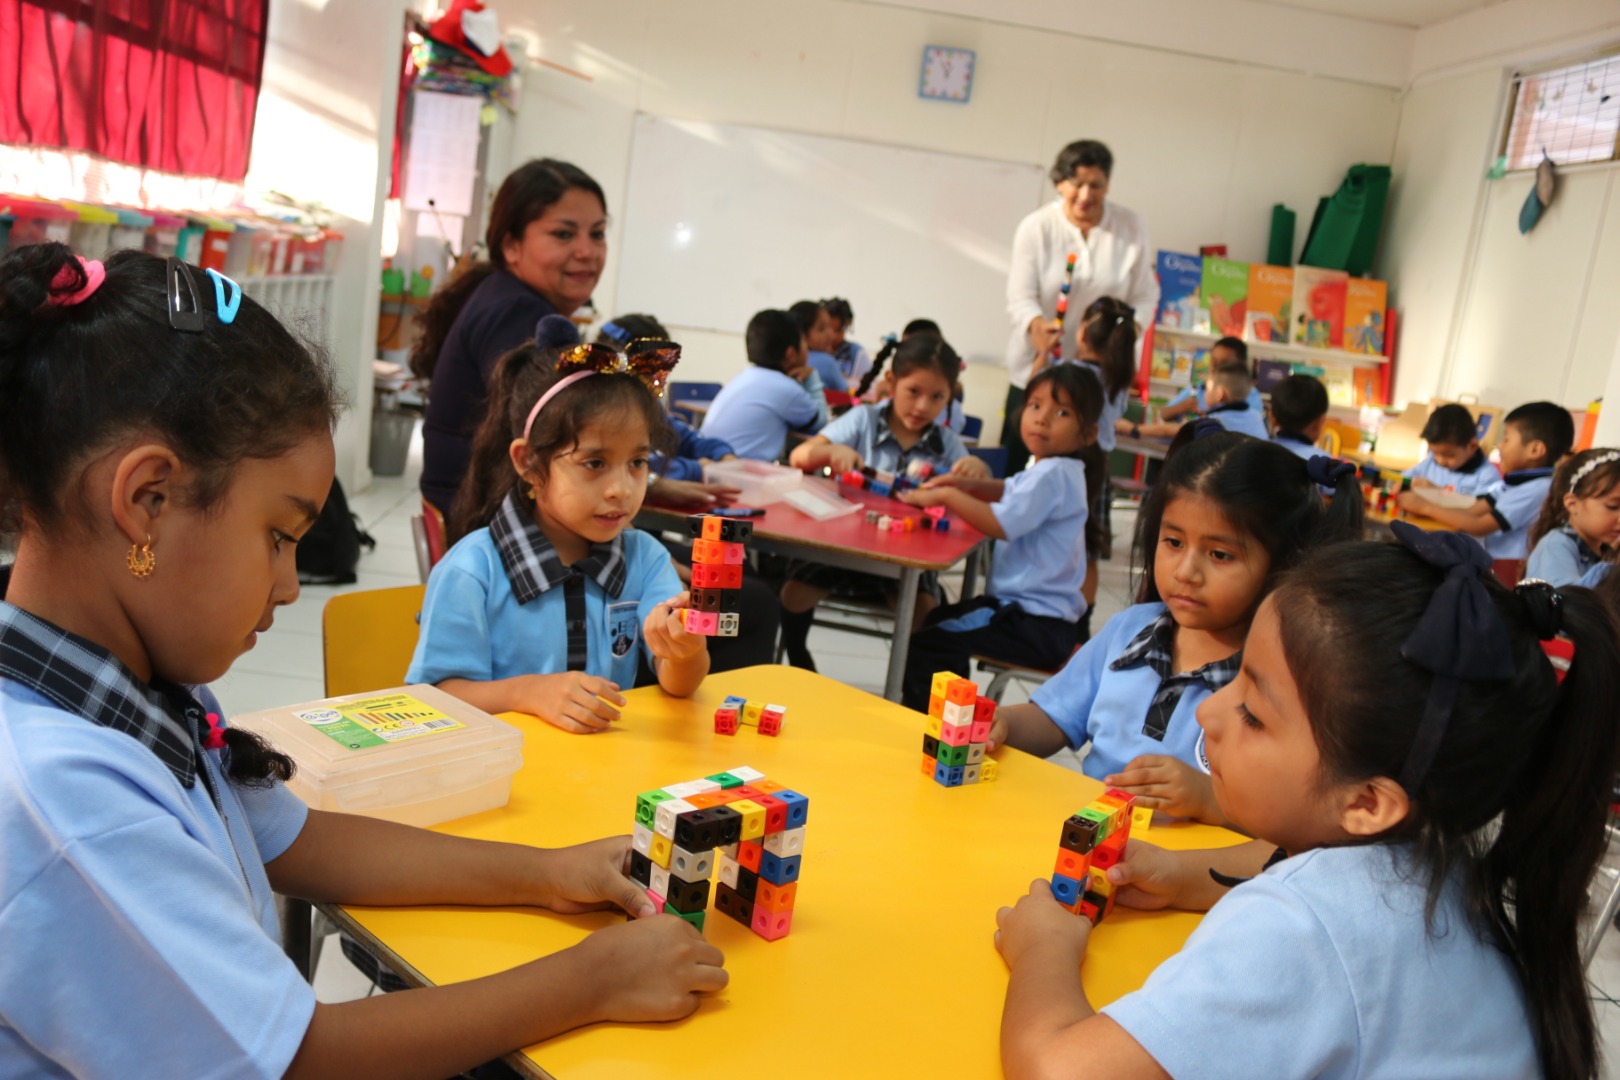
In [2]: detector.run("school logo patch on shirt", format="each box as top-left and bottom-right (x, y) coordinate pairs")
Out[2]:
(608, 600), (640, 658)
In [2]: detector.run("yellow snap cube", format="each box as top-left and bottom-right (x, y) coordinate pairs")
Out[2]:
(731, 799), (767, 841)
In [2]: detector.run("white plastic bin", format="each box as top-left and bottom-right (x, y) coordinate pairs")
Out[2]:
(702, 458), (803, 506)
(231, 684), (524, 828)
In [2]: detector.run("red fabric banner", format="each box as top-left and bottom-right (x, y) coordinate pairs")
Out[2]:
(0, 0), (268, 182)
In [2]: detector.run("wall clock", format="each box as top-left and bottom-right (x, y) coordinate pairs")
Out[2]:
(919, 45), (975, 103)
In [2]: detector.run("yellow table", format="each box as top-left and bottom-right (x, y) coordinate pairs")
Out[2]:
(330, 666), (1245, 1078)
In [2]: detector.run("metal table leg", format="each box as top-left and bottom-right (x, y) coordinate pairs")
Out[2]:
(884, 566), (921, 701)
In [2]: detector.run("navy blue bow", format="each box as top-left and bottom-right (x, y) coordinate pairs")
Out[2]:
(1306, 455), (1357, 488)
(535, 313), (580, 349)
(1390, 521), (1514, 790)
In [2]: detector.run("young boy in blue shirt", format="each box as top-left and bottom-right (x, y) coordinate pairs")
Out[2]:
(1268, 373), (1330, 461)
(1403, 402), (1502, 496)
(1157, 337), (1263, 420)
(1397, 400), (1575, 561)
(701, 309), (828, 460)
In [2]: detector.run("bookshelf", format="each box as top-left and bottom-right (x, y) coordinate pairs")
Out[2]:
(1151, 324), (1387, 368)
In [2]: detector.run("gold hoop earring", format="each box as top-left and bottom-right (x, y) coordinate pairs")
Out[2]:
(127, 536), (156, 579)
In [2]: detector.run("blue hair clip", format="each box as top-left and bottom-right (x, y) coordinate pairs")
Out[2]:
(204, 269), (241, 325)
(599, 320), (630, 345)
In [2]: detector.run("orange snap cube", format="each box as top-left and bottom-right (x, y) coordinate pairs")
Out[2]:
(946, 677), (978, 706)
(755, 879), (798, 912)
(702, 516), (724, 540)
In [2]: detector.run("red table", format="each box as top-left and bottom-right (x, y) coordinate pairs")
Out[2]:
(636, 477), (989, 700)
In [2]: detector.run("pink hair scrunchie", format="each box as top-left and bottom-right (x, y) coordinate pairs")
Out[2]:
(49, 256), (106, 307)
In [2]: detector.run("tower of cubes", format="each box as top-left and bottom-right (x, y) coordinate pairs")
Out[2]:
(919, 671), (1000, 786)
(1049, 788), (1152, 924)
(680, 513), (751, 637)
(630, 766), (809, 941)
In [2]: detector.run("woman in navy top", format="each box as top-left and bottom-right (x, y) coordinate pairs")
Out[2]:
(414, 159), (609, 516)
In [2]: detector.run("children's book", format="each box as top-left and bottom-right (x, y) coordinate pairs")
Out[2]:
(1155, 251), (1203, 329)
(1149, 340), (1175, 382)
(1349, 364), (1384, 407)
(1201, 257), (1250, 337)
(1245, 264), (1293, 343)
(1343, 278), (1388, 355)
(1168, 344), (1209, 387)
(1290, 266), (1348, 349)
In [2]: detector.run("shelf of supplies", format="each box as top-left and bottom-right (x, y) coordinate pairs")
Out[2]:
(1152, 325), (1386, 367)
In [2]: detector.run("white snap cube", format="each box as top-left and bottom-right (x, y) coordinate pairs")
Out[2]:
(763, 826), (806, 857)
(650, 864), (671, 896)
(670, 843), (714, 881)
(727, 766), (766, 782)
(717, 853), (741, 889)
(654, 797), (697, 840)
(631, 822), (654, 855)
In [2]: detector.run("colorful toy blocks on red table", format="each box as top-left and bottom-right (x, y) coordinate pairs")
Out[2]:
(916, 670), (999, 787)
(713, 694), (787, 737)
(677, 514), (752, 638)
(630, 767), (808, 941)
(1050, 788), (1137, 925)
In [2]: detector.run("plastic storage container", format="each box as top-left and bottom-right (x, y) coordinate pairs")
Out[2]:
(702, 458), (802, 506)
(231, 684), (524, 828)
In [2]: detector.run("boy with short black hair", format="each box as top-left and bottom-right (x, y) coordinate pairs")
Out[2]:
(1269, 374), (1330, 461)
(700, 308), (828, 460)
(1201, 363), (1269, 440)
(1403, 402), (1500, 496)
(1159, 336), (1255, 421)
(1397, 400), (1575, 560)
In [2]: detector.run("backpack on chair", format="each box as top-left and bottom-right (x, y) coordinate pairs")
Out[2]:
(296, 478), (376, 585)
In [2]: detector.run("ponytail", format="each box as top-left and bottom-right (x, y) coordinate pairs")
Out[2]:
(221, 727), (296, 787)
(448, 342), (550, 542)
(1080, 296), (1137, 399)
(857, 336), (901, 401)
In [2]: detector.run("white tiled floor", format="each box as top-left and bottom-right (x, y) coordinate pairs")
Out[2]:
(248, 435), (1620, 1073)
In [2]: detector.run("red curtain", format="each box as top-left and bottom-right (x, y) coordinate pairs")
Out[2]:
(0, 0), (268, 183)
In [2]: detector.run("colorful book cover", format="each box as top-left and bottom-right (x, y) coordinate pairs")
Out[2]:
(1255, 359), (1294, 396)
(1343, 278), (1388, 355)
(1290, 266), (1348, 349)
(1188, 346), (1213, 387)
(1169, 344), (1208, 387)
(1321, 365), (1355, 407)
(1245, 265), (1294, 343)
(1149, 340), (1174, 382)
(1350, 365), (1385, 406)
(1201, 257), (1250, 337)
(1155, 251), (1203, 329)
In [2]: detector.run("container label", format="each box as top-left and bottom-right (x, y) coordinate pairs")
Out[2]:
(295, 692), (465, 750)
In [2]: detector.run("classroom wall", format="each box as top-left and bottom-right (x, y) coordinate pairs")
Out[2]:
(1381, 11), (1620, 417)
(497, 0), (1402, 445)
(246, 0), (408, 491)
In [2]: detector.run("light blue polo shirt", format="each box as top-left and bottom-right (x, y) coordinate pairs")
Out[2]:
(1207, 402), (1270, 440)
(1103, 843), (1537, 1079)
(0, 682), (314, 1078)
(1097, 383), (1130, 453)
(1031, 603), (1213, 779)
(1481, 468), (1555, 560)
(1167, 384), (1264, 414)
(1581, 561), (1612, 588)
(804, 349), (849, 394)
(1404, 450), (1501, 496)
(1526, 525), (1603, 586)
(407, 526), (683, 691)
(987, 455), (1089, 623)
(818, 402), (967, 475)
(701, 365), (824, 461)
(1271, 433), (1319, 462)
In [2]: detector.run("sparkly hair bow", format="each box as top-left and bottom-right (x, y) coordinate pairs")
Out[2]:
(522, 335), (682, 442)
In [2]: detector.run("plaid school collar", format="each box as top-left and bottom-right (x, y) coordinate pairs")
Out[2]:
(1109, 607), (1242, 741)
(0, 600), (205, 788)
(489, 492), (627, 606)
(1557, 524), (1603, 564)
(877, 402), (947, 459)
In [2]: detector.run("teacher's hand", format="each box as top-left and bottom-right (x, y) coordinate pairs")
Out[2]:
(1027, 316), (1061, 355)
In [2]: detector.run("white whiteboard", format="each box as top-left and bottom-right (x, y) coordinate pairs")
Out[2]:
(615, 114), (1047, 366)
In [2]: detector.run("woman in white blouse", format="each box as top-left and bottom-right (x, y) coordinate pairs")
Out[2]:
(1002, 140), (1158, 474)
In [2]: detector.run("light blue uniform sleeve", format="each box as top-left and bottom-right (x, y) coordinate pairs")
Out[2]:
(1580, 562), (1612, 589)
(806, 350), (849, 393)
(990, 461), (1064, 541)
(406, 559), (496, 684)
(0, 767), (315, 1078)
(818, 405), (868, 448)
(1166, 387), (1194, 408)
(1101, 874), (1358, 1080)
(792, 371), (828, 431)
(1028, 627), (1113, 749)
(1525, 531), (1585, 586)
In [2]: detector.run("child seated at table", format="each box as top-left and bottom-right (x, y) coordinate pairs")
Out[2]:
(777, 334), (990, 669)
(790, 299), (849, 396)
(700, 309), (828, 460)
(0, 244), (725, 1079)
(895, 364), (1102, 708)
(872, 318), (969, 429)
(1156, 337), (1262, 421)
(994, 533), (1620, 1080)
(1268, 373), (1331, 461)
(1397, 401), (1574, 565)
(824, 295), (873, 392)
(986, 427), (1363, 824)
(1134, 362), (1267, 443)
(411, 315), (710, 733)
(1403, 402), (1501, 496)
(1525, 448), (1620, 586)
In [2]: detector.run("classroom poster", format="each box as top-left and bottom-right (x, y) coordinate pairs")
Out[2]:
(1155, 251), (1203, 329)
(1290, 266), (1348, 348)
(1201, 257), (1250, 337)
(1245, 264), (1294, 343)
(1343, 278), (1389, 355)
